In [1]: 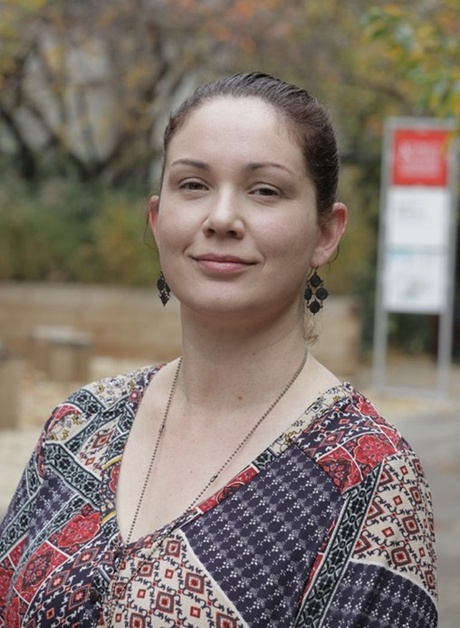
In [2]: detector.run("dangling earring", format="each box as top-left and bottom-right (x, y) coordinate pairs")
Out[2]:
(156, 271), (171, 306)
(304, 268), (328, 315)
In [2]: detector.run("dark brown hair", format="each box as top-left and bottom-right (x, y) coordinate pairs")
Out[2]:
(162, 72), (339, 220)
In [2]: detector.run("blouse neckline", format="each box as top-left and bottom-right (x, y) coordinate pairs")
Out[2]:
(100, 365), (354, 554)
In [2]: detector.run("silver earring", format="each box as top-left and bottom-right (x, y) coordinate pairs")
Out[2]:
(156, 271), (171, 306)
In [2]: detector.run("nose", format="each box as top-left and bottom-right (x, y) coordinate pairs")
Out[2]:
(202, 189), (244, 239)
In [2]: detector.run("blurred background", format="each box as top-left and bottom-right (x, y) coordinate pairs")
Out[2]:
(0, 0), (459, 358)
(0, 0), (459, 625)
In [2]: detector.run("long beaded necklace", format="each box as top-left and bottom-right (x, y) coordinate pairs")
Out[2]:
(105, 348), (308, 625)
(126, 347), (308, 544)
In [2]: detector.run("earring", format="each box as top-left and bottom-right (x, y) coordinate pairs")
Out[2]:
(304, 269), (328, 315)
(156, 271), (171, 306)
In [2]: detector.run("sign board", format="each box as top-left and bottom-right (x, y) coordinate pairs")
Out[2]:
(391, 128), (449, 187)
(382, 125), (454, 314)
(373, 118), (458, 396)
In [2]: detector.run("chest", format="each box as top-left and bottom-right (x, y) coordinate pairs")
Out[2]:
(115, 402), (299, 541)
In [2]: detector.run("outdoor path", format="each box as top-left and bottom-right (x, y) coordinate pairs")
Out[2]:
(0, 356), (459, 627)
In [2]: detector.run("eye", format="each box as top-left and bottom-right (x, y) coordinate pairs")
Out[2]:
(179, 179), (208, 191)
(251, 185), (282, 198)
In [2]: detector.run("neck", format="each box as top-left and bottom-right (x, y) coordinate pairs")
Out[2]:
(176, 305), (308, 412)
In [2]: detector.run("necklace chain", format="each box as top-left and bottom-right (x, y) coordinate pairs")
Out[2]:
(126, 347), (308, 545)
(125, 360), (182, 545)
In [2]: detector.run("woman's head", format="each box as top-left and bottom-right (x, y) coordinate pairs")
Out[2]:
(162, 72), (339, 222)
(151, 73), (348, 331)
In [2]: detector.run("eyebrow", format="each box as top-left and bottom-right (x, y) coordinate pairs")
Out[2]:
(170, 158), (210, 171)
(245, 162), (294, 175)
(170, 158), (294, 175)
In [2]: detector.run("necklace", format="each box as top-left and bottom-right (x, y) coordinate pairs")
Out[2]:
(126, 347), (308, 545)
(104, 348), (308, 625)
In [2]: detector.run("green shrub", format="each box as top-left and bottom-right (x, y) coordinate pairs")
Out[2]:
(0, 177), (159, 285)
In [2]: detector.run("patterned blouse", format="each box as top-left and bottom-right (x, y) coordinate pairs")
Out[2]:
(0, 366), (437, 627)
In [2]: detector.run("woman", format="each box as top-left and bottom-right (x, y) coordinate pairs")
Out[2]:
(0, 72), (437, 627)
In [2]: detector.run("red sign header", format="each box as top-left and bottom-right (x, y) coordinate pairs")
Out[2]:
(391, 128), (450, 187)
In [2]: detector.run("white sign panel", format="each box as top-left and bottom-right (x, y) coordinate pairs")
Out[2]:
(385, 187), (450, 249)
(383, 249), (449, 313)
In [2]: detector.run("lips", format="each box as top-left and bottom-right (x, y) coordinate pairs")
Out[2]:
(194, 253), (252, 264)
(192, 253), (255, 273)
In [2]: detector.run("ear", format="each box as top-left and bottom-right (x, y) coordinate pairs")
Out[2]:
(148, 195), (160, 243)
(311, 202), (348, 268)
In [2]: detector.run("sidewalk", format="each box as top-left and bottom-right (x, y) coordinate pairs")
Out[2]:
(1, 356), (459, 627)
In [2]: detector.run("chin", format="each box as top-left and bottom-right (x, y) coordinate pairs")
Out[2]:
(180, 291), (256, 317)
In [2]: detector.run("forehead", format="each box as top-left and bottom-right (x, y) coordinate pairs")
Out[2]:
(165, 96), (303, 165)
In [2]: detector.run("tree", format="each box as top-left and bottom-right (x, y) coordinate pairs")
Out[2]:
(0, 0), (402, 296)
(362, 1), (460, 118)
(0, 0), (51, 178)
(0, 0), (293, 186)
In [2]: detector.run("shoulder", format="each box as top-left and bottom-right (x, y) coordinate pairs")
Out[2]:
(298, 384), (417, 493)
(42, 365), (161, 441)
(298, 385), (438, 604)
(80, 365), (160, 408)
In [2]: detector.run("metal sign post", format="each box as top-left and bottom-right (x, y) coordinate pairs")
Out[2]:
(373, 118), (458, 397)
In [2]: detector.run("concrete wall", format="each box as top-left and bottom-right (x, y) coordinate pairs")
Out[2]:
(0, 282), (361, 376)
(0, 282), (182, 363)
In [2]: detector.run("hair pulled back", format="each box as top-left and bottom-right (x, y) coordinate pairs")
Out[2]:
(162, 72), (339, 220)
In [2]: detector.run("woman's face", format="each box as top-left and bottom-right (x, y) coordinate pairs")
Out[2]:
(150, 96), (346, 323)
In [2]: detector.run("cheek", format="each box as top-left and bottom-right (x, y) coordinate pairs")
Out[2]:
(265, 217), (319, 261)
(156, 212), (186, 251)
